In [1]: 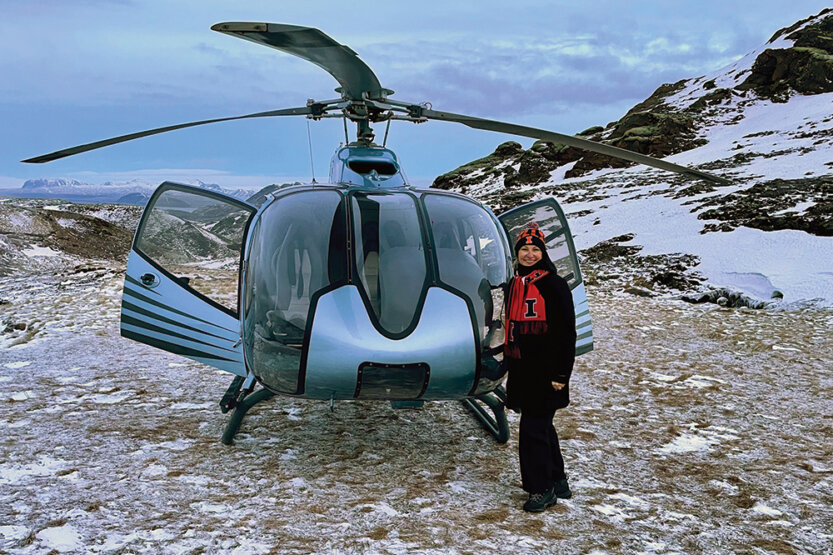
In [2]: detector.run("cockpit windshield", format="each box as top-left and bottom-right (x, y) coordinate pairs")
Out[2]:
(351, 192), (428, 335)
(243, 187), (511, 394)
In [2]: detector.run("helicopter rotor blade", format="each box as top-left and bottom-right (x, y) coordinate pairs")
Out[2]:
(22, 106), (314, 164)
(419, 107), (730, 185)
(212, 22), (387, 102)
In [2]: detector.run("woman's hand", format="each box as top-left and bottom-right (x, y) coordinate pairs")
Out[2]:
(551, 381), (565, 391)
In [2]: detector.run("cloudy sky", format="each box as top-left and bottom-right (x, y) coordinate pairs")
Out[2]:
(2, 1), (829, 189)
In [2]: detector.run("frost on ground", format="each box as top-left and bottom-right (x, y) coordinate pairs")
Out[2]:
(1, 264), (831, 554)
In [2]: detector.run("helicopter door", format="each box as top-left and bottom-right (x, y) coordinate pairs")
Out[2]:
(120, 182), (256, 375)
(498, 198), (594, 355)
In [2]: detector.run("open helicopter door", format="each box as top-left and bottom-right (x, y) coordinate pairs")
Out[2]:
(498, 198), (594, 355)
(120, 182), (256, 375)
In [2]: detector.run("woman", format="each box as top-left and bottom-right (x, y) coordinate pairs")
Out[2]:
(505, 222), (577, 513)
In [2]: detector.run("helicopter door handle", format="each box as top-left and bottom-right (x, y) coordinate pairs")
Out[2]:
(140, 273), (160, 288)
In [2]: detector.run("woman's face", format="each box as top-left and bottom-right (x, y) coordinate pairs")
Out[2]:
(518, 245), (543, 267)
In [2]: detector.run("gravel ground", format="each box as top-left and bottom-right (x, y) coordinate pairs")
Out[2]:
(1, 264), (832, 554)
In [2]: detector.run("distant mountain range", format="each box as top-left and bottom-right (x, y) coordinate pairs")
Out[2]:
(6, 178), (256, 205)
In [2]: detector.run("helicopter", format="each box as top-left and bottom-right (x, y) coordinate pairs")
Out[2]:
(24, 22), (728, 445)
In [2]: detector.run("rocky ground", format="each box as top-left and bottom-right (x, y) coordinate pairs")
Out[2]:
(1, 250), (831, 553)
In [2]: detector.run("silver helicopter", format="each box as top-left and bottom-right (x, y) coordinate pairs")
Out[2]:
(25, 22), (727, 445)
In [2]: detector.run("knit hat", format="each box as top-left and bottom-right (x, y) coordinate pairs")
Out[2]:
(514, 222), (547, 255)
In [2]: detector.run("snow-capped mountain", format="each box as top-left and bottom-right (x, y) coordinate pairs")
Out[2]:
(433, 9), (833, 306)
(13, 178), (254, 205)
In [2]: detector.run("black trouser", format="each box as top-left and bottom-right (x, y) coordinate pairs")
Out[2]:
(519, 407), (566, 494)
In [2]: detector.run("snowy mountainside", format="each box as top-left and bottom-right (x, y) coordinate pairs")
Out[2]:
(434, 9), (833, 306)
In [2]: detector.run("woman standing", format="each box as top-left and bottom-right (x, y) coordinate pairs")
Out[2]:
(505, 222), (577, 513)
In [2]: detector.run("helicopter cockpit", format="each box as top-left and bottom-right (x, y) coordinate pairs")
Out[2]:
(243, 185), (511, 400)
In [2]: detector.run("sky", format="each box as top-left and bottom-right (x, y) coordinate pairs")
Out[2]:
(1, 0), (830, 189)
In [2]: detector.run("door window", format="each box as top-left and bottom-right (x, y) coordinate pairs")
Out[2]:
(135, 186), (254, 314)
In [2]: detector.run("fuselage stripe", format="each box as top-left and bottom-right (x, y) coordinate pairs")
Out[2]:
(123, 284), (237, 333)
(120, 315), (239, 356)
(120, 328), (238, 363)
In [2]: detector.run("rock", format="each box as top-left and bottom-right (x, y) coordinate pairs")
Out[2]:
(624, 79), (688, 115)
(625, 286), (656, 298)
(432, 141), (523, 191)
(581, 237), (643, 263)
(681, 292), (711, 304)
(681, 287), (770, 309)
(737, 47), (833, 100)
(738, 12), (833, 99)
(529, 141), (584, 164)
(577, 126), (604, 136)
(504, 150), (558, 187)
(686, 88), (734, 113)
(771, 290), (784, 299)
(652, 270), (695, 290)
(564, 110), (703, 178)
(493, 141), (524, 157)
(565, 152), (632, 179)
(695, 177), (833, 237)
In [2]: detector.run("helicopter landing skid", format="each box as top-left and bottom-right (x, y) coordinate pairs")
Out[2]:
(461, 388), (510, 444)
(221, 387), (276, 445)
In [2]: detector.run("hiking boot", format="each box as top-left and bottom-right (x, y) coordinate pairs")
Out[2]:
(554, 478), (572, 499)
(522, 487), (557, 513)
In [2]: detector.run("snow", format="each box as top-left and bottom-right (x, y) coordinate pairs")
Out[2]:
(751, 503), (784, 517)
(35, 524), (84, 552)
(22, 246), (62, 257)
(0, 455), (69, 485)
(4, 361), (31, 369)
(564, 172), (833, 303)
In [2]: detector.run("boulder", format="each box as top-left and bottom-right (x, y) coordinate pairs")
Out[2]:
(432, 141), (523, 191)
(681, 288), (770, 309)
(738, 12), (833, 99)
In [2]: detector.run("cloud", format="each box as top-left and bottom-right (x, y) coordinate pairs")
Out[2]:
(367, 31), (752, 120)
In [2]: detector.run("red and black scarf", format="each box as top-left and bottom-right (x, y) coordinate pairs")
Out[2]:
(505, 269), (548, 358)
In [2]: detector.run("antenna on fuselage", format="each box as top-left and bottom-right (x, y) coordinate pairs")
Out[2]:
(306, 119), (317, 184)
(382, 119), (391, 147)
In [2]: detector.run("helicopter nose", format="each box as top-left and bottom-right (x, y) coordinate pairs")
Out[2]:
(302, 285), (477, 401)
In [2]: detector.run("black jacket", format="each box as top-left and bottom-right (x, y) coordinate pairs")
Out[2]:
(505, 269), (577, 413)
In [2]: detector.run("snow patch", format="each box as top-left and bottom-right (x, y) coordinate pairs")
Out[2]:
(657, 425), (740, 455)
(0, 455), (70, 484)
(22, 246), (62, 257)
(4, 361), (31, 369)
(36, 525), (83, 552)
(0, 525), (29, 543)
(751, 503), (784, 517)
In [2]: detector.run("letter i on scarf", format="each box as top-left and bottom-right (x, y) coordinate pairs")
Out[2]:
(505, 269), (549, 358)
